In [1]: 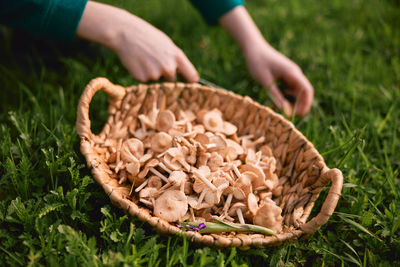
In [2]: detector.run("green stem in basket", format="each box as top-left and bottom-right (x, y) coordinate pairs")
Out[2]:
(178, 220), (276, 235)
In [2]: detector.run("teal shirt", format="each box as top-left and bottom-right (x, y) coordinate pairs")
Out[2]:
(0, 0), (244, 42)
(0, 0), (88, 42)
(190, 0), (244, 25)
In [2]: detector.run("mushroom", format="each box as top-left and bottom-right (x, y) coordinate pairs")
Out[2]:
(225, 139), (244, 161)
(234, 174), (253, 196)
(163, 147), (190, 171)
(156, 110), (176, 132)
(203, 177), (229, 205)
(228, 202), (248, 224)
(147, 175), (162, 189)
(206, 135), (227, 153)
(126, 158), (140, 177)
(167, 170), (187, 192)
(207, 152), (224, 171)
(241, 171), (266, 191)
(192, 166), (217, 191)
(222, 185), (246, 213)
(247, 192), (259, 216)
(153, 190), (188, 222)
(151, 132), (172, 152)
(138, 159), (159, 179)
(252, 202), (283, 233)
(221, 121), (237, 136)
(121, 138), (144, 160)
(202, 109), (224, 133)
(139, 187), (159, 199)
(178, 109), (196, 122)
(239, 164), (266, 188)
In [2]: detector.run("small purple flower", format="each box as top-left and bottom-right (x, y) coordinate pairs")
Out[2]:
(176, 223), (182, 228)
(186, 225), (199, 231)
(198, 223), (206, 230)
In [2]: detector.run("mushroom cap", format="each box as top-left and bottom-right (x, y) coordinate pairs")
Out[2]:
(138, 159), (159, 179)
(202, 109), (224, 133)
(241, 171), (266, 189)
(194, 133), (210, 145)
(261, 156), (277, 173)
(168, 171), (187, 185)
(207, 135), (227, 153)
(234, 176), (252, 196)
(253, 202), (283, 232)
(122, 138), (144, 159)
(225, 139), (244, 158)
(163, 153), (182, 171)
(156, 110), (176, 132)
(148, 175), (162, 189)
(207, 152), (224, 171)
(151, 132), (172, 152)
(126, 160), (140, 176)
(187, 195), (214, 209)
(247, 193), (259, 216)
(221, 121), (237, 136)
(196, 109), (209, 123)
(228, 202), (248, 217)
(139, 187), (159, 199)
(192, 124), (205, 134)
(154, 190), (188, 222)
(239, 164), (266, 183)
(224, 186), (246, 200)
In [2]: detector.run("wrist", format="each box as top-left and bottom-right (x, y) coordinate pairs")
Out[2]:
(77, 2), (127, 51)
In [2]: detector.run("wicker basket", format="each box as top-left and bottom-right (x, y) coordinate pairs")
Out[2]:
(76, 77), (343, 248)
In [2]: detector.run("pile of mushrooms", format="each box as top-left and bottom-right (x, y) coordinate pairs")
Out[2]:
(98, 107), (284, 233)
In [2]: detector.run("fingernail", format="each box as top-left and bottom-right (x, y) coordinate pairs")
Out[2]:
(282, 100), (293, 117)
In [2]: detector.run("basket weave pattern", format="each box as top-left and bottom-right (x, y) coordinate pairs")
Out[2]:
(76, 77), (343, 248)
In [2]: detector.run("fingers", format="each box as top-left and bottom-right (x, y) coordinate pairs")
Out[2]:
(268, 83), (286, 109)
(283, 69), (314, 117)
(176, 50), (199, 83)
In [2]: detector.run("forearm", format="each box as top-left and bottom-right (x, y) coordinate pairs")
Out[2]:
(219, 6), (268, 52)
(76, 1), (128, 50)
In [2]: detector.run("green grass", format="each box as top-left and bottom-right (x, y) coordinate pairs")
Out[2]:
(0, 0), (399, 265)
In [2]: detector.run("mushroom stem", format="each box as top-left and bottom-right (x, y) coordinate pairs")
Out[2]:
(232, 165), (242, 179)
(205, 143), (217, 149)
(180, 182), (185, 192)
(186, 122), (192, 132)
(182, 131), (196, 137)
(217, 183), (229, 191)
(114, 161), (124, 173)
(198, 188), (207, 204)
(223, 193), (233, 212)
(158, 162), (172, 174)
(149, 167), (169, 183)
(135, 179), (149, 192)
(140, 198), (153, 207)
(192, 170), (217, 191)
(236, 208), (245, 224)
(222, 172), (235, 185)
(190, 207), (196, 222)
(177, 158), (191, 172)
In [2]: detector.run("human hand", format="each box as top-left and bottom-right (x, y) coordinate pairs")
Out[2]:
(77, 1), (199, 82)
(219, 6), (314, 117)
(243, 42), (314, 117)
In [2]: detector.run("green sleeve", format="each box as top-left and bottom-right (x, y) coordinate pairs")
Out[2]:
(189, 0), (244, 25)
(0, 0), (88, 42)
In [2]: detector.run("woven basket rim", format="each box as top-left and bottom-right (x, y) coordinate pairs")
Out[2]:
(75, 77), (343, 248)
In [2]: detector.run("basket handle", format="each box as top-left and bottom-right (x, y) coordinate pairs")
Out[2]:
(300, 167), (343, 234)
(76, 77), (126, 139)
